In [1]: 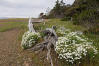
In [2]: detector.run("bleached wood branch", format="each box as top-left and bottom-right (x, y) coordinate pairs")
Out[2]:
(28, 27), (58, 66)
(28, 17), (36, 32)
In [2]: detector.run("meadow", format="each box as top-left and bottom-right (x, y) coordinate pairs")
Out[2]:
(0, 18), (99, 66)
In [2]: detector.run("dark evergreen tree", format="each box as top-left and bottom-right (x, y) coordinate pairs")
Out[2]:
(60, 0), (65, 6)
(53, 0), (61, 17)
(47, 0), (66, 18)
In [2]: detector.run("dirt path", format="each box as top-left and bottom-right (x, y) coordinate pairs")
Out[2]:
(0, 29), (36, 66)
(0, 27), (60, 66)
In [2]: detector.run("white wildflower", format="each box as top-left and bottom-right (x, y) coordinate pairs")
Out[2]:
(55, 29), (98, 63)
(21, 31), (41, 49)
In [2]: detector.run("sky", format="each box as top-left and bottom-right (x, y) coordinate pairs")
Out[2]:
(0, 0), (75, 18)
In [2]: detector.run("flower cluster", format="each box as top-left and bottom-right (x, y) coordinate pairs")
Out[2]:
(21, 31), (41, 49)
(56, 27), (70, 36)
(55, 28), (98, 63)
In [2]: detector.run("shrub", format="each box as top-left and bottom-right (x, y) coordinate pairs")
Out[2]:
(55, 28), (98, 64)
(21, 31), (41, 49)
(61, 17), (71, 21)
(56, 27), (70, 37)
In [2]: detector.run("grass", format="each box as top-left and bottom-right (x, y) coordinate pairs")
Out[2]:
(0, 18), (28, 22)
(34, 19), (86, 31)
(0, 18), (99, 66)
(0, 19), (28, 32)
(0, 18), (28, 41)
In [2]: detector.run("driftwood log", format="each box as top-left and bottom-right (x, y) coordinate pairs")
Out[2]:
(28, 18), (58, 66)
(28, 17), (36, 32)
(28, 26), (58, 66)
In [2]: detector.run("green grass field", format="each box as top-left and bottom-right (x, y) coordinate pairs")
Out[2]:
(0, 18), (28, 32)
(0, 18), (99, 66)
(34, 19), (86, 31)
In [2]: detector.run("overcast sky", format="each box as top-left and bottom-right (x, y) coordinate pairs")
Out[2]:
(0, 0), (75, 18)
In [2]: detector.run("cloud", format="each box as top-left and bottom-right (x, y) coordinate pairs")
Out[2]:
(0, 0), (75, 18)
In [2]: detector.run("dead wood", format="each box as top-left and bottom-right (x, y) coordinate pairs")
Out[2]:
(28, 26), (58, 66)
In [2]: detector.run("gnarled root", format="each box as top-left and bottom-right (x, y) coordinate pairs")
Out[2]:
(27, 28), (58, 66)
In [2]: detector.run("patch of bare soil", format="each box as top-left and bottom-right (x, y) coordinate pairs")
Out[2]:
(0, 29), (36, 66)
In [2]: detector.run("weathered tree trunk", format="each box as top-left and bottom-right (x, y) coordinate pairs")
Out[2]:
(28, 17), (36, 32)
(28, 27), (58, 66)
